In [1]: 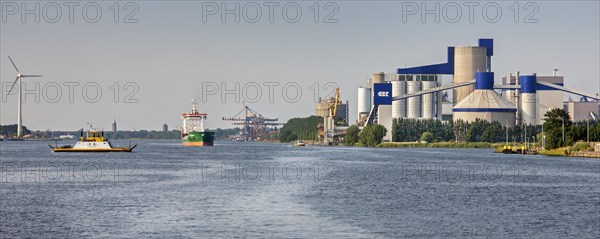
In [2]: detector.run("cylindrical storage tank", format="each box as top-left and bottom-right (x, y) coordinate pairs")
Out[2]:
(421, 80), (437, 119)
(315, 102), (328, 117)
(406, 79), (421, 118)
(357, 87), (371, 119)
(391, 80), (406, 118)
(520, 75), (537, 125)
(475, 71), (494, 90)
(453, 46), (488, 104)
(371, 72), (385, 89)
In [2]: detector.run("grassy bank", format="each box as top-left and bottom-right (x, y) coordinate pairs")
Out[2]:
(378, 142), (501, 148)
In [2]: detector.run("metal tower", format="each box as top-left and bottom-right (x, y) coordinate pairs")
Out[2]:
(222, 104), (281, 141)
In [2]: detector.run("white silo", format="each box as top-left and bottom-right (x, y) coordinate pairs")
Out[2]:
(406, 77), (421, 118)
(519, 75), (537, 125)
(391, 79), (406, 118)
(421, 80), (437, 119)
(357, 87), (371, 120)
(371, 72), (385, 88)
(453, 46), (488, 104)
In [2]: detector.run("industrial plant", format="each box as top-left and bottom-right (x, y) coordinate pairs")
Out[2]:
(358, 39), (600, 141)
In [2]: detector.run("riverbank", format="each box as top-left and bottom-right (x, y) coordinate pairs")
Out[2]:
(378, 142), (501, 148)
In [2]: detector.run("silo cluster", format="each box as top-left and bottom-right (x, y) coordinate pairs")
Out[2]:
(389, 75), (442, 120)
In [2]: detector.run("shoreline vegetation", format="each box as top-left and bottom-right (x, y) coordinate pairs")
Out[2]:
(371, 141), (599, 158)
(378, 142), (498, 148)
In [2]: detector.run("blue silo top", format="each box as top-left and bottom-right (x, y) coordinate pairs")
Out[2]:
(519, 75), (537, 93)
(475, 72), (494, 90)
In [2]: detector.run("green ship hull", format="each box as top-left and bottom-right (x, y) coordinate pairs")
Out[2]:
(182, 131), (215, 146)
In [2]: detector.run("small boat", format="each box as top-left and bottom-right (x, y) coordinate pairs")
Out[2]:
(59, 134), (74, 139)
(49, 130), (136, 152)
(293, 140), (306, 147)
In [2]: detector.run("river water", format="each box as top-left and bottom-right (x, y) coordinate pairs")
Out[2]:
(0, 140), (598, 238)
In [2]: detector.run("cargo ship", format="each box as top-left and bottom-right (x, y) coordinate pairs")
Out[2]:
(181, 100), (214, 146)
(49, 130), (136, 152)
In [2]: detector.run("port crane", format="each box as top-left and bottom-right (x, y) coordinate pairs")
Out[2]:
(222, 104), (281, 141)
(320, 88), (347, 144)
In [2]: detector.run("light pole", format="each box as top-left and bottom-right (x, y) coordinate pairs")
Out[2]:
(587, 118), (590, 144)
(542, 123), (545, 149)
(505, 121), (509, 147)
(524, 120), (527, 148)
(562, 116), (565, 144)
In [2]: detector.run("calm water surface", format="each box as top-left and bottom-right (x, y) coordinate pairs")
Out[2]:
(1, 140), (598, 238)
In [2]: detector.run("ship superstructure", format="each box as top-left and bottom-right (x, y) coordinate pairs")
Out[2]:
(181, 100), (214, 146)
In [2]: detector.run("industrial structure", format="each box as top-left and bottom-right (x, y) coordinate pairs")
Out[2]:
(315, 88), (349, 144)
(358, 38), (600, 141)
(565, 98), (599, 122)
(316, 97), (349, 123)
(222, 105), (281, 141)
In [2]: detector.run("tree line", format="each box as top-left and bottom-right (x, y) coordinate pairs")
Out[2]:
(279, 116), (323, 142)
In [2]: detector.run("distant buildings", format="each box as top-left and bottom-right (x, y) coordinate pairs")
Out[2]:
(162, 123), (169, 132)
(112, 119), (117, 132)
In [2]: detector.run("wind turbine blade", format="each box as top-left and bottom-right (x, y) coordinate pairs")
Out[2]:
(20, 75), (43, 77)
(7, 76), (19, 94)
(8, 56), (20, 73)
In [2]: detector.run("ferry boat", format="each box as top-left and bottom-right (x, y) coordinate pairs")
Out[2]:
(181, 100), (214, 146)
(49, 130), (136, 152)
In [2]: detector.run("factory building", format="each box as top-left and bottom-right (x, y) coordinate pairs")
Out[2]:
(501, 70), (564, 125)
(358, 38), (599, 142)
(565, 100), (599, 122)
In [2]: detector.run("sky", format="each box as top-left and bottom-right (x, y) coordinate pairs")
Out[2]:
(1, 0), (599, 131)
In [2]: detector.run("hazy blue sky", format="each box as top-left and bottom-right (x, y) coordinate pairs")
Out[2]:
(1, 1), (599, 131)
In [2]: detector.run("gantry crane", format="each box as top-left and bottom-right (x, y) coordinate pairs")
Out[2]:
(222, 104), (281, 141)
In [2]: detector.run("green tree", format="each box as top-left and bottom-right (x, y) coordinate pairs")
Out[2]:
(359, 124), (387, 147)
(344, 125), (360, 146)
(420, 132), (434, 143)
(481, 121), (504, 143)
(278, 116), (323, 142)
(391, 118), (399, 142)
(543, 108), (573, 149)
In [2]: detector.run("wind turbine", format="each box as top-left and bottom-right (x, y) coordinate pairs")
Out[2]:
(6, 56), (42, 138)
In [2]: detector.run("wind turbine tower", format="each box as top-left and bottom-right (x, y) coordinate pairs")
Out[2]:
(6, 56), (42, 138)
